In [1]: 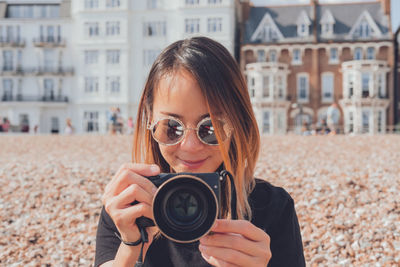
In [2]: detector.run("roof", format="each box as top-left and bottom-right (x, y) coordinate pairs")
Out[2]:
(244, 2), (391, 44)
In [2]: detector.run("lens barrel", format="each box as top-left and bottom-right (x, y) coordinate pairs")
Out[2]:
(152, 175), (218, 243)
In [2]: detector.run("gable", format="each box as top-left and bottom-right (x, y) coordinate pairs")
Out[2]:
(347, 10), (382, 39)
(250, 12), (284, 42)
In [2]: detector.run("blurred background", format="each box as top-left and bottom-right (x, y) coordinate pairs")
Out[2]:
(0, 0), (398, 136)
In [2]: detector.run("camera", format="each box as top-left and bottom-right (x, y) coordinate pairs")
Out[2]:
(136, 172), (223, 243)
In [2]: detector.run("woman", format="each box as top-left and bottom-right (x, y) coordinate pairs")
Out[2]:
(95, 37), (305, 267)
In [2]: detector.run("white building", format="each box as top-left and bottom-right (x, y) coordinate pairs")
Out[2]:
(0, 0), (73, 134)
(71, 0), (239, 134)
(0, 0), (239, 134)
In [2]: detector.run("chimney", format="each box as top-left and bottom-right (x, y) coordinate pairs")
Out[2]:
(381, 0), (390, 15)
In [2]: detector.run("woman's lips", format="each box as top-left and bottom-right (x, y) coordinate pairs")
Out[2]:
(179, 158), (208, 169)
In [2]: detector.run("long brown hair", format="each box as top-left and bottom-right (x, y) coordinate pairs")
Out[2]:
(133, 36), (260, 220)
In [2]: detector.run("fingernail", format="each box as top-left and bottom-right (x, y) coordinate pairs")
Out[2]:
(150, 165), (159, 173)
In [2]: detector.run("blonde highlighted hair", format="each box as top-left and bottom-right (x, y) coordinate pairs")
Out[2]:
(133, 37), (260, 220)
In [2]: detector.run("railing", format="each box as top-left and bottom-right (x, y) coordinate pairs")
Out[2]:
(1, 94), (69, 102)
(0, 66), (74, 75)
(32, 36), (66, 46)
(0, 36), (26, 47)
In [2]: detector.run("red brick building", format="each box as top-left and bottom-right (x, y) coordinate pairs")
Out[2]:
(240, 0), (394, 134)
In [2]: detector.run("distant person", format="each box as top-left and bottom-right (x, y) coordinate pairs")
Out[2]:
(0, 117), (3, 132)
(2, 118), (10, 132)
(115, 108), (124, 134)
(127, 116), (134, 135)
(326, 103), (340, 134)
(64, 118), (74, 135)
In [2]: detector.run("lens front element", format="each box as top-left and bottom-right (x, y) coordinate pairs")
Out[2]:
(153, 175), (218, 243)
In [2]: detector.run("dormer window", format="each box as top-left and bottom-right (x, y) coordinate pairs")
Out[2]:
(320, 9), (335, 37)
(251, 13), (284, 43)
(356, 19), (372, 38)
(296, 10), (311, 37)
(349, 11), (381, 39)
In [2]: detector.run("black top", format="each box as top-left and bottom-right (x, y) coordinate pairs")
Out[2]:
(95, 179), (305, 267)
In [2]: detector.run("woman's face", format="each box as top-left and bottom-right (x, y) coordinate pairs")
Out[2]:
(151, 69), (227, 173)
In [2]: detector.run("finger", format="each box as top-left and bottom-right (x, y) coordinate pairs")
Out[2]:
(201, 252), (241, 267)
(210, 219), (269, 242)
(105, 163), (159, 193)
(103, 166), (159, 203)
(200, 232), (264, 257)
(114, 183), (154, 207)
(110, 202), (154, 228)
(199, 245), (249, 267)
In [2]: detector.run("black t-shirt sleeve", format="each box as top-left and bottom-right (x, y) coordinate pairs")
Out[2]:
(267, 197), (305, 267)
(94, 206), (120, 267)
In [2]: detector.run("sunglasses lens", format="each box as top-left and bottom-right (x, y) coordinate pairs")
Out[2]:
(198, 119), (218, 145)
(153, 119), (184, 145)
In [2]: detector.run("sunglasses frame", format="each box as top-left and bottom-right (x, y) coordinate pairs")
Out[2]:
(147, 116), (231, 146)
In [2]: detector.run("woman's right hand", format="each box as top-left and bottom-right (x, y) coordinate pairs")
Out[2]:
(101, 163), (160, 246)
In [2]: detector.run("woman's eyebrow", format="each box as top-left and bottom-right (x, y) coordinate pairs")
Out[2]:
(159, 111), (210, 120)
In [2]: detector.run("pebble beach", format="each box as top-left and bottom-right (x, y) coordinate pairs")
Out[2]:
(0, 135), (399, 266)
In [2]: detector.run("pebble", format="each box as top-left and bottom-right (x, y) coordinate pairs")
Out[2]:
(0, 135), (399, 266)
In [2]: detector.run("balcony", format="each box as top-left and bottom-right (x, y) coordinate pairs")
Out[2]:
(0, 36), (26, 47)
(245, 62), (290, 73)
(33, 36), (66, 47)
(341, 60), (389, 72)
(1, 94), (69, 103)
(1, 65), (24, 75)
(33, 66), (74, 76)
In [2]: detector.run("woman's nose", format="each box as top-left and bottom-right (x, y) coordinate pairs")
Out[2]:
(180, 129), (204, 151)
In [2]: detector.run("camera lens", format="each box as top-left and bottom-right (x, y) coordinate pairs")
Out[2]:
(153, 175), (218, 243)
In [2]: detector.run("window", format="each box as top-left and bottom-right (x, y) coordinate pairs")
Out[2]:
(84, 0), (99, 9)
(354, 47), (362, 60)
(147, 0), (160, 9)
(208, 0), (222, 3)
(348, 111), (354, 133)
(378, 73), (386, 98)
(106, 21), (120, 36)
(263, 76), (270, 98)
(297, 74), (309, 102)
(362, 110), (370, 133)
(257, 50), (265, 62)
(321, 23), (333, 36)
(84, 111), (99, 132)
(3, 50), (13, 71)
(85, 77), (99, 93)
(261, 24), (278, 42)
(366, 47), (375, 60)
(299, 24), (307, 35)
(106, 0), (120, 8)
(143, 49), (161, 66)
(355, 19), (372, 38)
(249, 77), (255, 98)
(84, 50), (99, 65)
(106, 76), (120, 93)
(361, 73), (370, 97)
(292, 49), (301, 64)
(85, 22), (99, 37)
(186, 0), (199, 5)
(185, 19), (200, 34)
(269, 50), (277, 62)
(377, 110), (383, 133)
(3, 79), (13, 100)
(329, 47), (338, 63)
(43, 49), (56, 71)
(277, 76), (284, 99)
(321, 73), (334, 102)
(6, 4), (59, 18)
(208, 18), (222, 33)
(347, 73), (354, 98)
(43, 79), (54, 99)
(262, 111), (270, 134)
(106, 50), (120, 64)
(143, 21), (166, 37)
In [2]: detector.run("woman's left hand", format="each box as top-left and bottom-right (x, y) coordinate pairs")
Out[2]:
(199, 219), (271, 267)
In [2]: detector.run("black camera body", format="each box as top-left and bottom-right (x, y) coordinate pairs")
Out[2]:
(136, 172), (223, 243)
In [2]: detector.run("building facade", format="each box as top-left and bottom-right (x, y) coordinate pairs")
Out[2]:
(0, 0), (73, 134)
(0, 0), (239, 134)
(241, 0), (394, 135)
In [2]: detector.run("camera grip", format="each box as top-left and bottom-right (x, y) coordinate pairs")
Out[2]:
(130, 200), (155, 228)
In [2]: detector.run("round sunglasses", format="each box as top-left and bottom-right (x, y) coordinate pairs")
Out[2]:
(147, 116), (232, 146)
